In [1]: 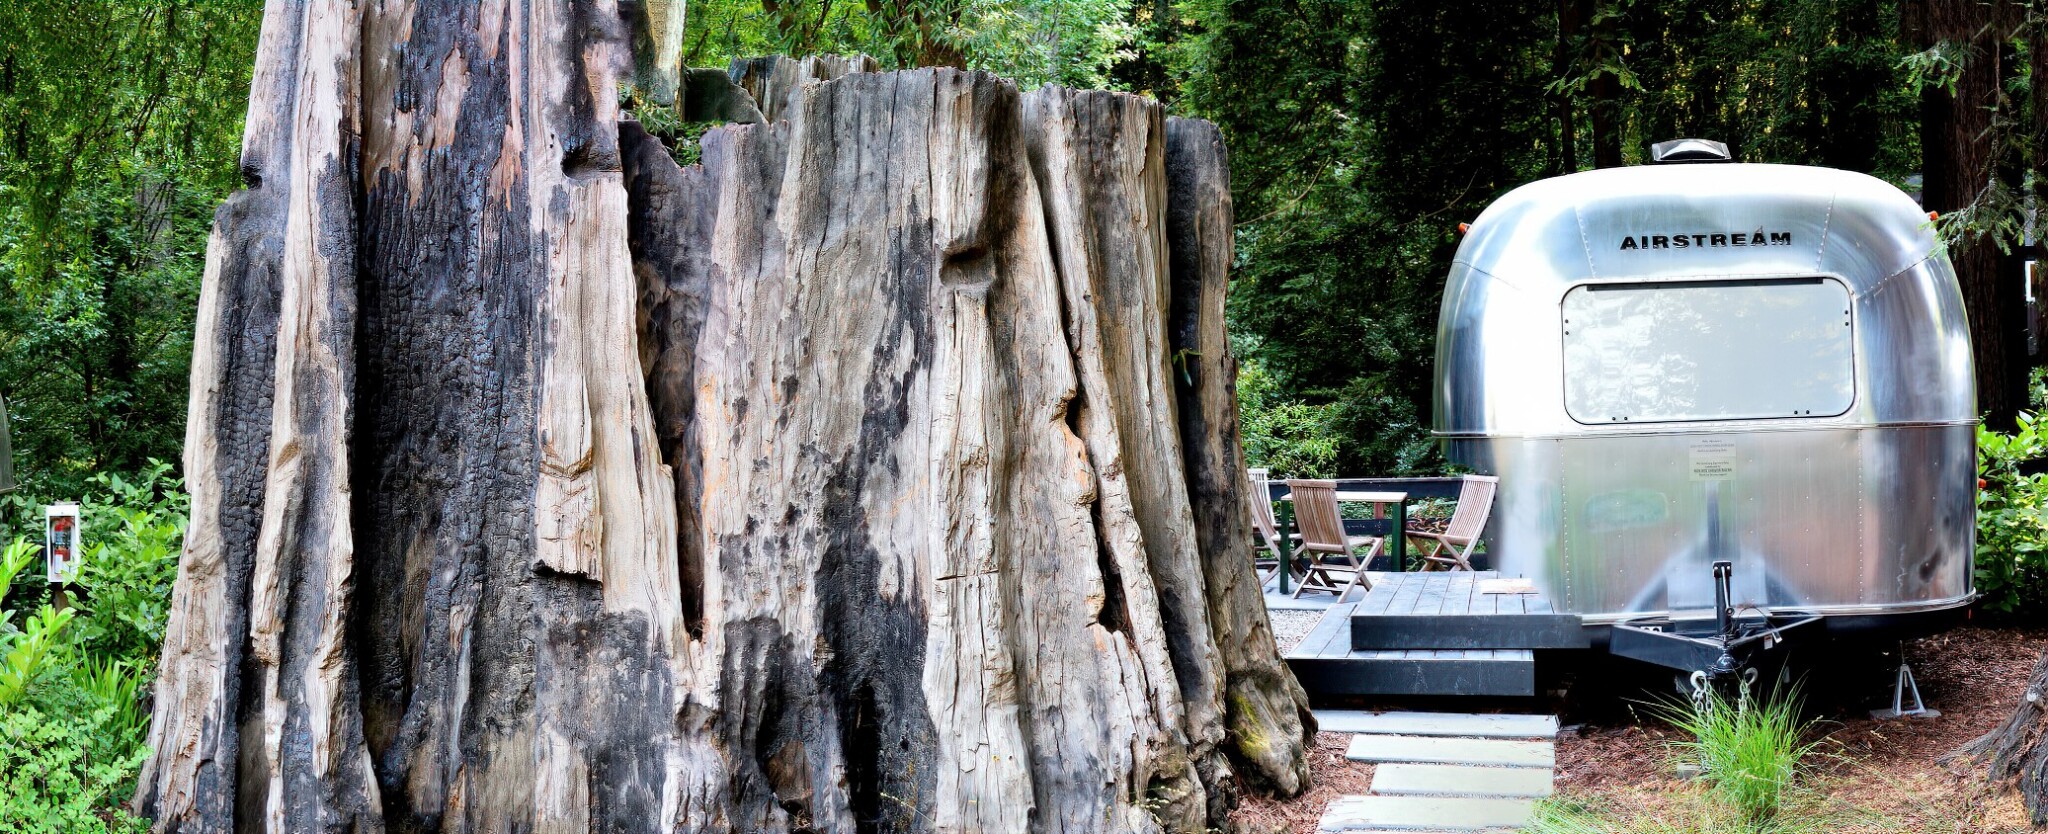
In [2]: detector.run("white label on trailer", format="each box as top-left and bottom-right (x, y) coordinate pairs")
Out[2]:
(1688, 441), (1736, 482)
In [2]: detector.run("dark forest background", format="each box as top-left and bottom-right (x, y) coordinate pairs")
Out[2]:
(3, 0), (2043, 491)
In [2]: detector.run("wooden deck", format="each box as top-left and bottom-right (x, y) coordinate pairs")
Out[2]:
(1349, 571), (1588, 651)
(1282, 571), (1587, 698)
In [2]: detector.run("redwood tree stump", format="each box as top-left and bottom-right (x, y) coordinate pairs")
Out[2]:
(138, 3), (1312, 831)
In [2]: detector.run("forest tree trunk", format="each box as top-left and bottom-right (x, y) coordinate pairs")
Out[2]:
(136, 2), (1313, 832)
(1554, 0), (1585, 174)
(1912, 0), (2029, 429)
(1958, 10), (2048, 822)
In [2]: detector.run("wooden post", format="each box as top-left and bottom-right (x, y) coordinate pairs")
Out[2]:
(1277, 499), (1298, 595)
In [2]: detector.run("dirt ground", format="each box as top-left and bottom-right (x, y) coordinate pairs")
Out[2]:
(1234, 617), (2048, 833)
(1555, 623), (2048, 831)
(1231, 731), (1375, 834)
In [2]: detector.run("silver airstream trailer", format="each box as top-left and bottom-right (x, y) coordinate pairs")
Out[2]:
(1435, 140), (1975, 675)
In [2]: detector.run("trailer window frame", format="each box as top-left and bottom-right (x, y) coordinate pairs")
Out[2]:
(1559, 275), (1856, 425)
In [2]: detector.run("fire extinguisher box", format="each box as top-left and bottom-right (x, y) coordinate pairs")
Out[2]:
(45, 502), (80, 585)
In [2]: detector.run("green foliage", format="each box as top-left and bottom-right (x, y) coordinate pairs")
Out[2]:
(68, 655), (148, 744)
(1652, 688), (1823, 826)
(1903, 7), (2048, 256)
(1526, 797), (1837, 834)
(0, 602), (72, 706)
(0, 543), (149, 828)
(0, 705), (149, 834)
(1974, 412), (2048, 614)
(0, 0), (263, 495)
(0, 462), (187, 664)
(0, 463), (183, 829)
(1178, 0), (1919, 475)
(1184, 0), (1552, 475)
(1236, 354), (1340, 478)
(69, 464), (187, 667)
(1599, 0), (1918, 175)
(1525, 801), (1657, 834)
(679, 0), (1134, 88)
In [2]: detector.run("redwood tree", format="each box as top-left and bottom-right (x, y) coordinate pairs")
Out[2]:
(1908, 0), (2035, 430)
(133, 2), (1311, 832)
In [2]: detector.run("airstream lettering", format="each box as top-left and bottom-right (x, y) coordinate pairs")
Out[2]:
(1435, 150), (1975, 675)
(1617, 231), (1793, 250)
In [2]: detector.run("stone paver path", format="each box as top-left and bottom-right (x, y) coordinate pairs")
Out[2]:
(1314, 710), (1558, 833)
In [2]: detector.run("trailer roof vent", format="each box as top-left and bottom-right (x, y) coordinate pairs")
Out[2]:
(1648, 138), (1733, 164)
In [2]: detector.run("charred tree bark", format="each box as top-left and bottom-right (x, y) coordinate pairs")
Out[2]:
(139, 3), (1311, 830)
(1959, 9), (2048, 821)
(1165, 118), (1315, 797)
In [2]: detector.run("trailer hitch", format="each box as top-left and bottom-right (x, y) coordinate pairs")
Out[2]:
(1609, 560), (1821, 697)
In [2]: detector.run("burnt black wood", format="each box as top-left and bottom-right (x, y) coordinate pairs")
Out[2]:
(1348, 572), (1589, 651)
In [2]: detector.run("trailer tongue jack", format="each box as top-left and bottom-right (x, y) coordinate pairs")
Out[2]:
(1608, 560), (1822, 698)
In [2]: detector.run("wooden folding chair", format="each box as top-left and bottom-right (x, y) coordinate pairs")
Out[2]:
(1407, 474), (1498, 571)
(1285, 479), (1381, 600)
(1247, 484), (1283, 584)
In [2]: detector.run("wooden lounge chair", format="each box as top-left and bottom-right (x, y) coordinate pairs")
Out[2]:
(1285, 479), (1382, 600)
(1407, 474), (1498, 571)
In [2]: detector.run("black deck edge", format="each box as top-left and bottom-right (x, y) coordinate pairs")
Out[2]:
(1285, 654), (1537, 697)
(1350, 613), (1591, 651)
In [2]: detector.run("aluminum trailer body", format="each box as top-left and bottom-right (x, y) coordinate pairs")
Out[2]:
(1435, 159), (1976, 641)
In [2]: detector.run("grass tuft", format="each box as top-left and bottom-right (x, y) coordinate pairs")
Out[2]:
(1651, 684), (1824, 826)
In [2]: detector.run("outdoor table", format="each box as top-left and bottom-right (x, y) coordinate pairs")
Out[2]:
(1274, 489), (1410, 588)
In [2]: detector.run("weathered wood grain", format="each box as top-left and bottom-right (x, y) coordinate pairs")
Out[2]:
(729, 53), (878, 122)
(623, 0), (685, 102)
(144, 13), (1308, 831)
(136, 0), (377, 830)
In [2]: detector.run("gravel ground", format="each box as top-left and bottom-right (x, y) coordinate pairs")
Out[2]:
(1268, 609), (1326, 653)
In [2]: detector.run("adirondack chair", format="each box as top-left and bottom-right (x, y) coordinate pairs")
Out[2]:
(1407, 474), (1498, 571)
(1285, 479), (1381, 600)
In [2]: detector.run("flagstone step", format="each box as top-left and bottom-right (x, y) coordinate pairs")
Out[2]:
(1316, 794), (1535, 832)
(1347, 734), (1554, 768)
(1315, 710), (1558, 739)
(1371, 763), (1554, 798)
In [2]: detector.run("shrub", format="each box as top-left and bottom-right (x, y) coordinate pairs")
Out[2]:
(0, 704), (149, 834)
(0, 461), (183, 831)
(0, 460), (187, 663)
(0, 542), (151, 833)
(1975, 413), (2048, 614)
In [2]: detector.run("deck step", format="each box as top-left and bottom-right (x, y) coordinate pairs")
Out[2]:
(1346, 734), (1555, 768)
(1314, 710), (1558, 738)
(1285, 604), (1535, 697)
(1371, 763), (1554, 798)
(1350, 571), (1587, 651)
(1317, 794), (1535, 832)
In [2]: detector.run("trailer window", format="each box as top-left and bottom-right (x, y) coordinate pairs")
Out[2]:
(1562, 278), (1853, 423)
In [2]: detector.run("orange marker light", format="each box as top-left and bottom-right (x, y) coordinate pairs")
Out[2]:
(1929, 211), (1940, 221)
(1457, 223), (1471, 235)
